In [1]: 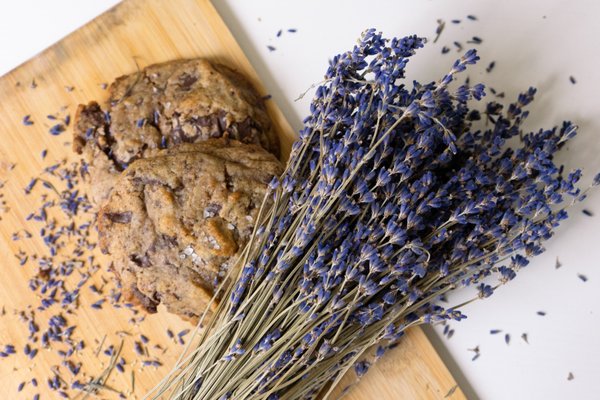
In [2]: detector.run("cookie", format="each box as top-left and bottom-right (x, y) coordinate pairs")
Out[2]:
(73, 58), (278, 205)
(97, 139), (282, 322)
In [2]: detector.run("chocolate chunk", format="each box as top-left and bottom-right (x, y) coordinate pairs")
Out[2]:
(129, 285), (158, 313)
(130, 254), (150, 268)
(179, 73), (198, 90)
(104, 211), (132, 224)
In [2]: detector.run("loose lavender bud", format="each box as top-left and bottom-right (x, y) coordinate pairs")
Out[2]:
(354, 361), (370, 377)
(134, 341), (144, 356)
(49, 124), (65, 136)
(22, 115), (34, 126)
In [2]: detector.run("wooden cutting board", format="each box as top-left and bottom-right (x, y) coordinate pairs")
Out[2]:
(0, 0), (464, 398)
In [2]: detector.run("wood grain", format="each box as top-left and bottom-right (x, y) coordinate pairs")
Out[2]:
(0, 0), (464, 398)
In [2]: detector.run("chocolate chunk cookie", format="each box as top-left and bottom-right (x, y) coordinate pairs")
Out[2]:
(73, 58), (279, 205)
(97, 139), (282, 323)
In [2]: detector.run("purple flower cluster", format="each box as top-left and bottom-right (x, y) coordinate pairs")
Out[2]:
(163, 30), (596, 400)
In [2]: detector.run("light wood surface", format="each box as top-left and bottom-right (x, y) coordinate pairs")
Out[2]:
(0, 0), (464, 398)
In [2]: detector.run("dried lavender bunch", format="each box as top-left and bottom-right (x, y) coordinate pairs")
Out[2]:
(149, 30), (597, 400)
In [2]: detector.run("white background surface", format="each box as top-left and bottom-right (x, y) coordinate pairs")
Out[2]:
(1, 1), (600, 399)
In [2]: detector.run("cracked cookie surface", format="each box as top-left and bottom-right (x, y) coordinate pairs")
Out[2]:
(97, 139), (282, 323)
(73, 58), (279, 205)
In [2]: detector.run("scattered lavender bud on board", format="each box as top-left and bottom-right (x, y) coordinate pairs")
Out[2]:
(178, 329), (190, 338)
(568, 372), (575, 380)
(49, 124), (65, 136)
(451, 19), (461, 24)
(24, 178), (38, 195)
(467, 14), (478, 20)
(490, 329), (502, 335)
(30, 79), (37, 89)
(521, 333), (529, 344)
(134, 341), (144, 356)
(354, 361), (370, 377)
(287, 28), (297, 33)
(267, 45), (276, 52)
(569, 76), (577, 84)
(276, 29), (282, 37)
(89, 284), (102, 294)
(91, 299), (104, 309)
(28, 349), (38, 360)
(577, 274), (588, 282)
(22, 115), (34, 126)
(537, 311), (547, 316)
(505, 334), (511, 345)
(453, 41), (463, 51)
(582, 209), (593, 216)
(486, 61), (496, 73)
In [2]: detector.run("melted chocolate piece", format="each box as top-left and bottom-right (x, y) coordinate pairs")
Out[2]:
(179, 73), (199, 91)
(104, 211), (132, 224)
(130, 254), (150, 268)
(129, 285), (158, 313)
